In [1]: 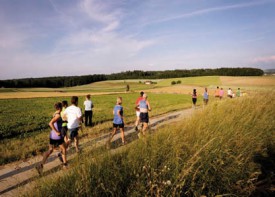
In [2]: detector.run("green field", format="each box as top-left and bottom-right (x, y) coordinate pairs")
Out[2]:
(0, 93), (192, 164)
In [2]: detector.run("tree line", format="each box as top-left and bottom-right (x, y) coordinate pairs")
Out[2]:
(0, 67), (264, 88)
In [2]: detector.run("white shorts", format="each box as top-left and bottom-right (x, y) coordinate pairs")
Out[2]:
(136, 111), (140, 117)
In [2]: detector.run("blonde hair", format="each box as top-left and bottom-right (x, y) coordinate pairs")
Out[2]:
(117, 97), (122, 104)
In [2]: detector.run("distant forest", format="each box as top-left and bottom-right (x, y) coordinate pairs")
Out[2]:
(0, 67), (264, 88)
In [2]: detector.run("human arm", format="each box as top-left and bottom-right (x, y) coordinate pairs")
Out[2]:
(147, 100), (152, 111)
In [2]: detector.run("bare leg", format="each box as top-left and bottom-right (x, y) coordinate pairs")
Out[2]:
(142, 123), (148, 135)
(41, 145), (54, 165)
(109, 128), (117, 142)
(59, 144), (67, 164)
(75, 136), (79, 152)
(120, 128), (125, 143)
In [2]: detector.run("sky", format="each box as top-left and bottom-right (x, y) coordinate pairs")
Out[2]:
(0, 0), (275, 80)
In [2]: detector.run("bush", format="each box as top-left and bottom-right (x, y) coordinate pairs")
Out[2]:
(171, 81), (176, 85)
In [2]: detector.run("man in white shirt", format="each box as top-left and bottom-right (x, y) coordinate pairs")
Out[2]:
(84, 94), (93, 127)
(63, 96), (82, 153)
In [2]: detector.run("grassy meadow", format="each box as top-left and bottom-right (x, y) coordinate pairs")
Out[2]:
(29, 92), (275, 196)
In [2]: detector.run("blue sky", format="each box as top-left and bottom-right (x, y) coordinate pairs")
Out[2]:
(0, 0), (275, 79)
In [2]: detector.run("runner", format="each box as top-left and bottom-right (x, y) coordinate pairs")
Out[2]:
(219, 88), (224, 99)
(108, 97), (126, 146)
(236, 88), (241, 97)
(191, 89), (197, 108)
(61, 100), (69, 144)
(63, 96), (82, 153)
(227, 88), (233, 98)
(134, 91), (144, 131)
(84, 94), (93, 127)
(203, 87), (209, 106)
(215, 86), (220, 98)
(36, 102), (67, 175)
(138, 93), (151, 136)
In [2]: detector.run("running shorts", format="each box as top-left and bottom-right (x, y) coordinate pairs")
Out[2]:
(140, 112), (149, 123)
(69, 128), (79, 140)
(113, 123), (124, 128)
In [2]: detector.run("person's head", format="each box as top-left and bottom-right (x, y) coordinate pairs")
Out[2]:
(71, 96), (78, 105)
(193, 89), (196, 94)
(140, 91), (144, 97)
(117, 97), (122, 105)
(143, 93), (148, 99)
(62, 100), (68, 108)
(221, 88), (223, 90)
(86, 94), (91, 100)
(217, 86), (219, 89)
(205, 88), (208, 92)
(54, 102), (62, 110)
(238, 88), (240, 90)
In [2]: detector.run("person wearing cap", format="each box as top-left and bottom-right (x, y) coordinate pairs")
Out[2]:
(137, 93), (151, 136)
(134, 91), (144, 131)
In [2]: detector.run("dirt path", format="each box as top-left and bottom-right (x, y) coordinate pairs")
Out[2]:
(0, 107), (196, 196)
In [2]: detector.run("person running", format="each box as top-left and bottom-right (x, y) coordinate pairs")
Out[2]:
(203, 88), (209, 106)
(134, 91), (144, 131)
(219, 88), (224, 99)
(227, 88), (233, 98)
(84, 94), (93, 127)
(61, 100), (69, 144)
(191, 89), (197, 108)
(215, 86), (220, 98)
(108, 97), (126, 146)
(36, 102), (67, 175)
(236, 88), (241, 97)
(138, 93), (151, 136)
(63, 96), (82, 153)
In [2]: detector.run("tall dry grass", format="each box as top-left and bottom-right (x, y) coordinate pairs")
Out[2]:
(29, 92), (275, 196)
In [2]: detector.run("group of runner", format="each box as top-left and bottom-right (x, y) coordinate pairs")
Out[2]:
(36, 92), (151, 174)
(191, 86), (242, 108)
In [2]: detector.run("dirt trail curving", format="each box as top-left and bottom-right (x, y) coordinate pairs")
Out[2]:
(0, 107), (196, 196)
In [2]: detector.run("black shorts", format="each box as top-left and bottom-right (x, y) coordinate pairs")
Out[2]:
(192, 98), (197, 104)
(69, 128), (79, 140)
(140, 112), (149, 123)
(61, 126), (68, 138)
(113, 123), (124, 128)
(50, 138), (64, 147)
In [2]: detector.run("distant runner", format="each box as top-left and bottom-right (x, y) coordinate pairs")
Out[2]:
(191, 89), (197, 108)
(215, 86), (220, 98)
(219, 88), (224, 99)
(36, 102), (67, 175)
(138, 93), (151, 136)
(84, 94), (94, 127)
(203, 88), (209, 106)
(134, 91), (144, 131)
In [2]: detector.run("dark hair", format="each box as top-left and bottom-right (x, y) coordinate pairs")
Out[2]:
(86, 94), (91, 99)
(54, 102), (62, 110)
(140, 91), (144, 96)
(62, 100), (68, 107)
(71, 96), (78, 105)
(193, 89), (197, 95)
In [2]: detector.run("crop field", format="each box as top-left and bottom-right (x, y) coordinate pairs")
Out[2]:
(0, 92), (192, 164)
(0, 76), (274, 195)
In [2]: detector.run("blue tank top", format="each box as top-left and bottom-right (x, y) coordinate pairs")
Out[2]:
(139, 99), (148, 109)
(113, 105), (123, 124)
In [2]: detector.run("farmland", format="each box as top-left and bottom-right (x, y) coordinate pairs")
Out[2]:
(0, 75), (274, 196)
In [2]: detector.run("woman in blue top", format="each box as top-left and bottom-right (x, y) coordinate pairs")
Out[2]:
(108, 97), (126, 146)
(203, 87), (209, 106)
(138, 93), (151, 136)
